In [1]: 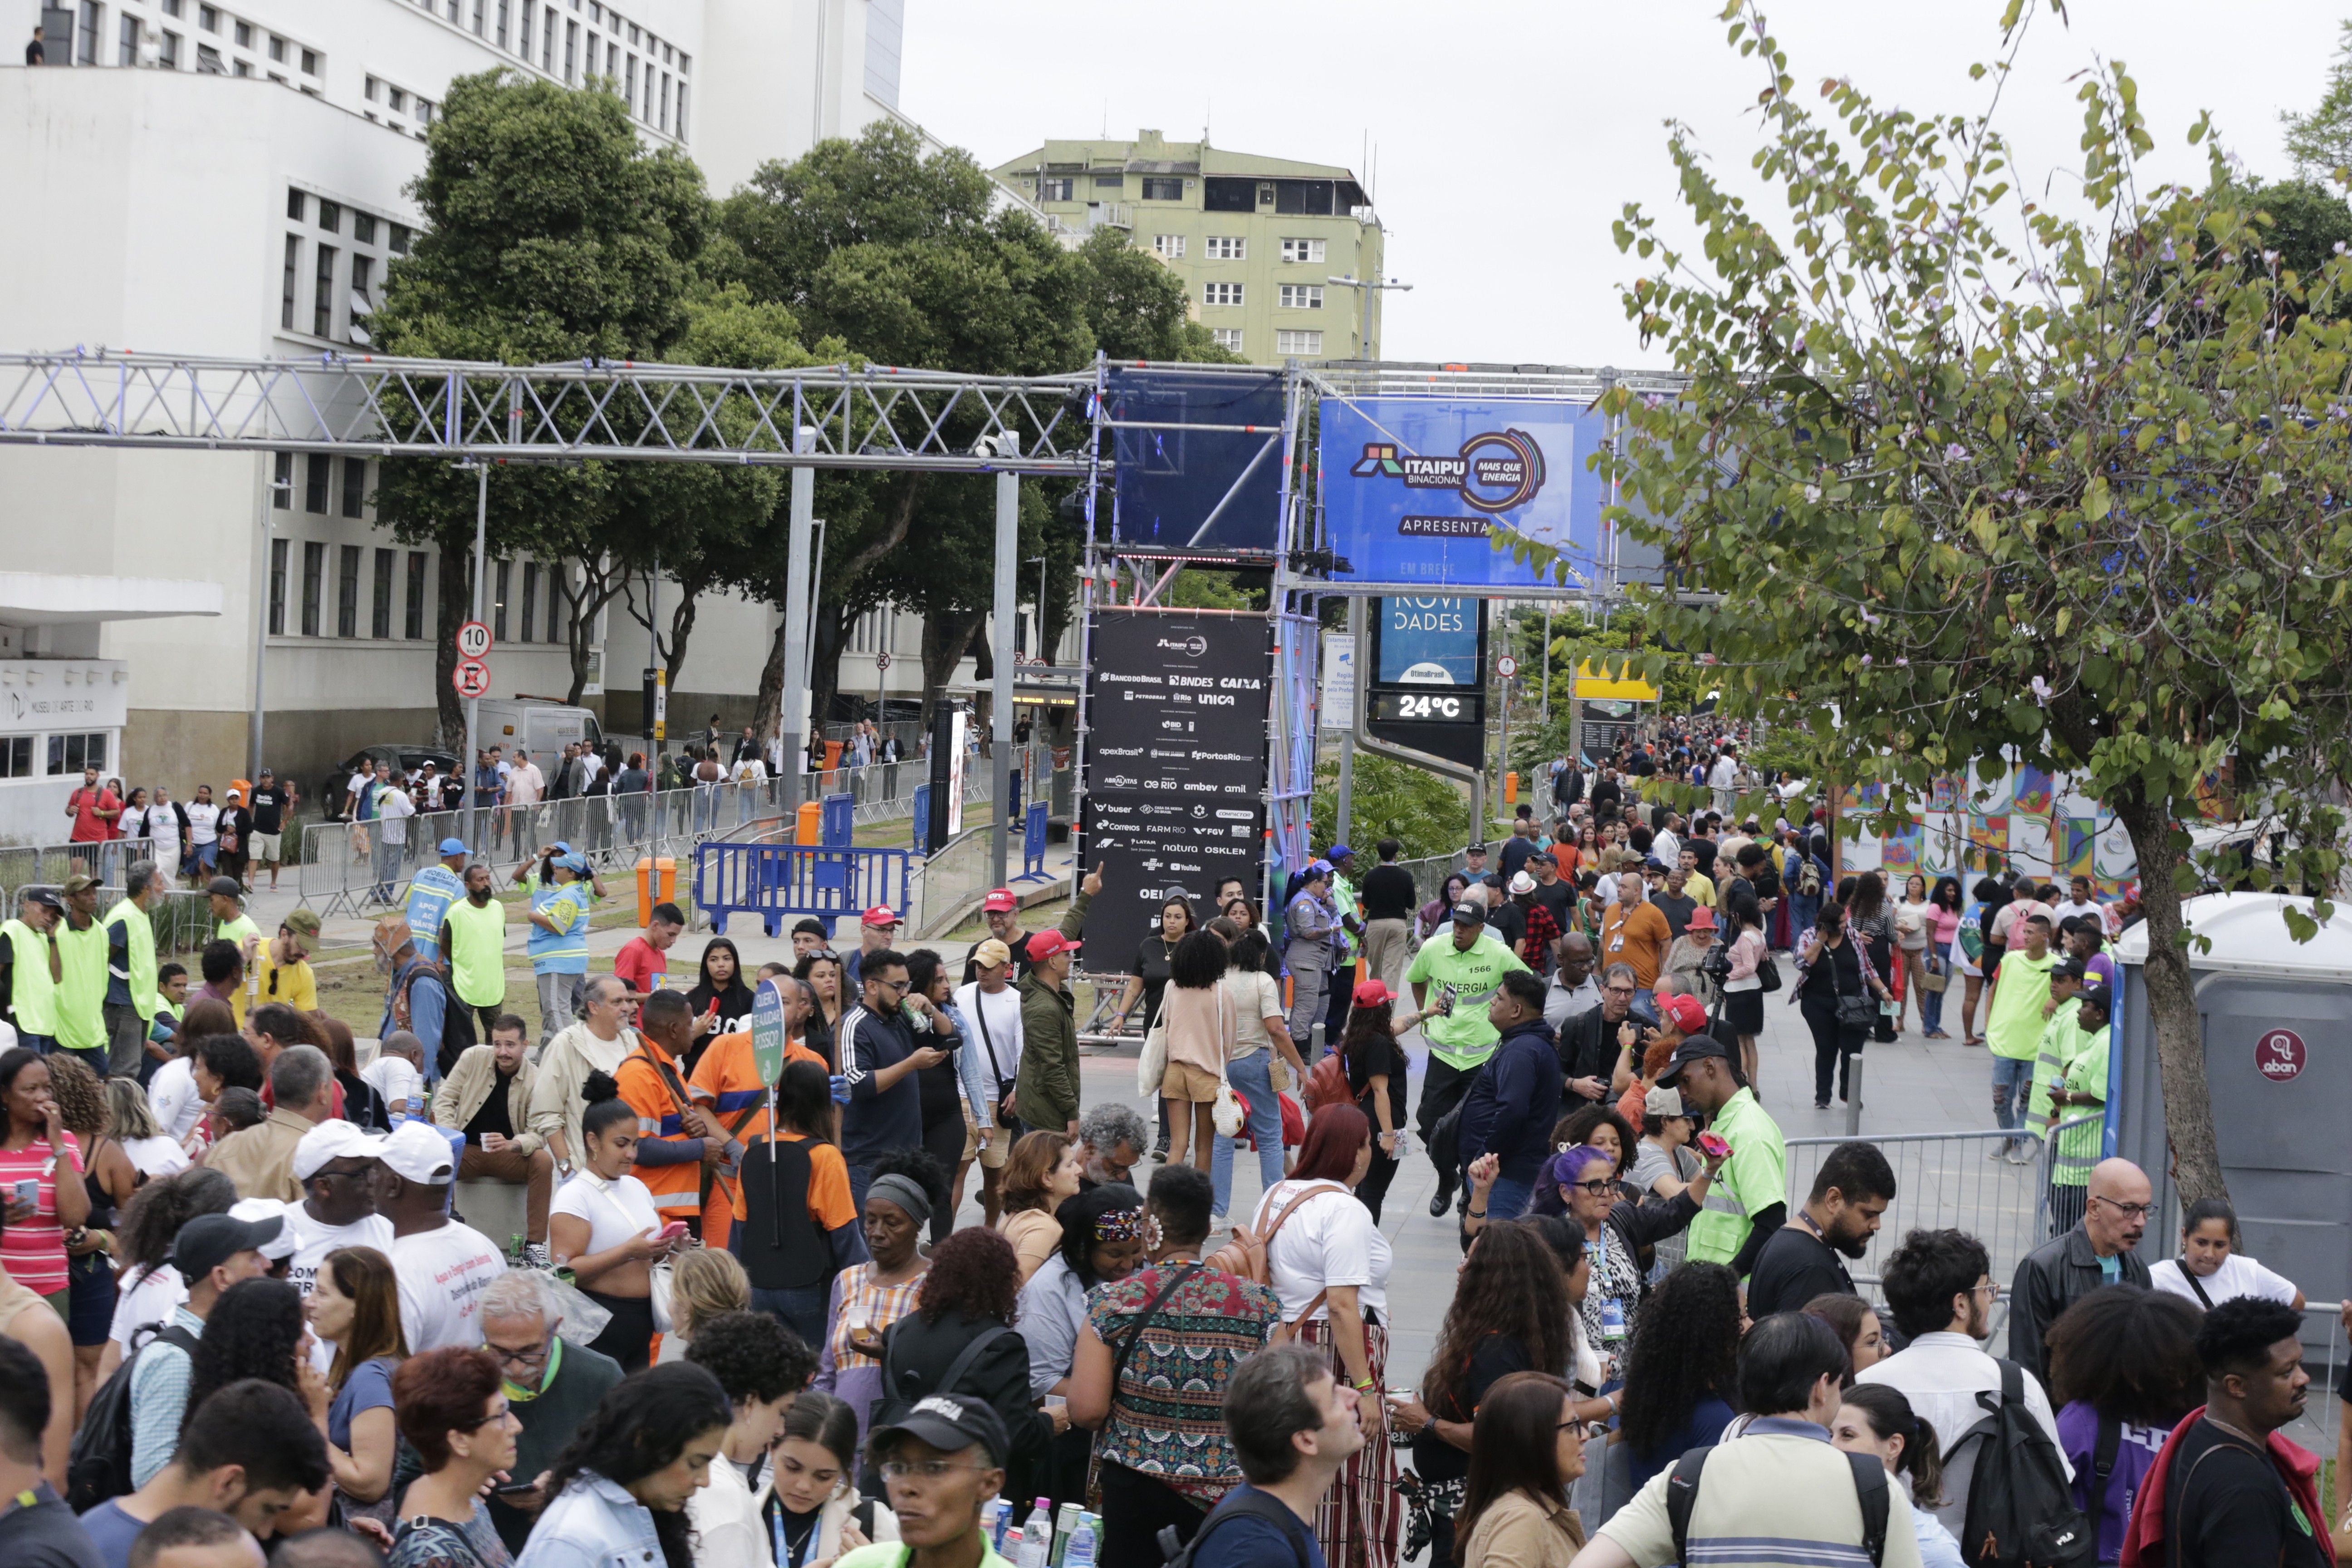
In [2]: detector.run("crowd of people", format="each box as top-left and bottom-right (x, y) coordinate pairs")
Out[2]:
(0, 715), (2328, 1568)
(60, 765), (302, 896)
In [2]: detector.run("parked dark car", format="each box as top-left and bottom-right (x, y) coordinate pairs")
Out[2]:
(320, 745), (460, 817)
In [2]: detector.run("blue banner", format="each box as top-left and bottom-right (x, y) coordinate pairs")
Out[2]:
(1321, 397), (1607, 588)
(1375, 597), (1480, 686)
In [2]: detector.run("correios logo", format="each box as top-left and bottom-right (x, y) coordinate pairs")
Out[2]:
(1351, 430), (1547, 514)
(1156, 635), (1210, 657)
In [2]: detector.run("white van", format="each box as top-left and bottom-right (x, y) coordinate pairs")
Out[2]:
(473, 698), (605, 765)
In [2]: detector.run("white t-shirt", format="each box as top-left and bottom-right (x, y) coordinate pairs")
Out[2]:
(149, 1057), (206, 1144)
(284, 1207), (397, 1302)
(2150, 1254), (2299, 1309)
(954, 982), (1024, 1078)
(552, 1171), (662, 1256)
(122, 1134), (189, 1181)
(110, 1263), (188, 1351)
(141, 805), (182, 860)
(376, 788), (416, 846)
(1253, 1178), (1391, 1324)
(184, 801), (221, 846)
(731, 758), (767, 788)
(392, 1220), (507, 1352)
(362, 1056), (425, 1116)
(2051, 898), (2104, 927)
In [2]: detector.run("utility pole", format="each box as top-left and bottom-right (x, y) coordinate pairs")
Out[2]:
(1327, 272), (1412, 360)
(780, 426), (816, 814)
(460, 461), (487, 854)
(990, 436), (1020, 886)
(248, 455), (290, 783)
(1334, 596), (1362, 845)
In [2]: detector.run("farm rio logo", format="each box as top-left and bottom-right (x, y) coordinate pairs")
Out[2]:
(1350, 429), (1547, 514)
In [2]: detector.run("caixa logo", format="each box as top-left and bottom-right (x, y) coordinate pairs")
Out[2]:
(1155, 635), (1210, 657)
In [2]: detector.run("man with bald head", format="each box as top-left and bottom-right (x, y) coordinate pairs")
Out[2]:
(2007, 1156), (2152, 1380)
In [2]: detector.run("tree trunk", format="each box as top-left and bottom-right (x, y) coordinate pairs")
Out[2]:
(664, 587), (699, 692)
(2114, 790), (2228, 1208)
(752, 609), (792, 747)
(809, 600), (845, 733)
(564, 559), (627, 706)
(433, 540), (471, 750)
(920, 608), (984, 731)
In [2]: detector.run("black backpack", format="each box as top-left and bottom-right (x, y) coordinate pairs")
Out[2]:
(1160, 1485), (1311, 1568)
(67, 1321), (200, 1512)
(1955, 1360), (2097, 1568)
(1666, 1443), (1891, 1568)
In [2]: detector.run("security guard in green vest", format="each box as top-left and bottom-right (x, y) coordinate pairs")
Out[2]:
(438, 861), (509, 1046)
(0, 888), (63, 1051)
(104, 861), (167, 1078)
(53, 875), (109, 1071)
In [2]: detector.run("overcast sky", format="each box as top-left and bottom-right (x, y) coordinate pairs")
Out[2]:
(901, 0), (2348, 368)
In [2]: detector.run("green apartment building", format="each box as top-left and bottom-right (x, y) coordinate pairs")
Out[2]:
(990, 130), (1385, 364)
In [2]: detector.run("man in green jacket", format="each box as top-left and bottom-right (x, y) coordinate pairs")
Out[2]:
(103, 862), (167, 1077)
(53, 874), (109, 1072)
(1016, 930), (1083, 1137)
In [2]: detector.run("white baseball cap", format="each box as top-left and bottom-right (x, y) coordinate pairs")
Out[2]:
(380, 1119), (458, 1185)
(292, 1118), (387, 1181)
(228, 1198), (300, 1260)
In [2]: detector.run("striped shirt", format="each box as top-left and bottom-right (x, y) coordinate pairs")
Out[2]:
(1598, 1418), (1926, 1568)
(838, 1003), (922, 1168)
(0, 1132), (83, 1294)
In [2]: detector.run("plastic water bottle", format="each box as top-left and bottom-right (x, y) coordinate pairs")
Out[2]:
(1063, 1513), (1097, 1568)
(1015, 1498), (1053, 1568)
(1051, 1502), (1082, 1565)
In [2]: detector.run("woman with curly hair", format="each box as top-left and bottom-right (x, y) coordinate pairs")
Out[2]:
(1549, 1102), (1636, 1175)
(1018, 1184), (1145, 1509)
(182, 1276), (313, 1434)
(1158, 929), (1235, 1173)
(684, 1309), (821, 1568)
(1386, 1224), (1576, 1567)
(1616, 1260), (1742, 1493)
(518, 1362), (733, 1568)
(98, 1166), (235, 1384)
(2044, 1284), (2204, 1563)
(44, 1053), (137, 1408)
(871, 1225), (1063, 1497)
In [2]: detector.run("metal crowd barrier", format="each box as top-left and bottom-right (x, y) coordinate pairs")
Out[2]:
(0, 835), (158, 895)
(694, 840), (913, 938)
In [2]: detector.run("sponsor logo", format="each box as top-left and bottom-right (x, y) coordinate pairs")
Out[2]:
(1156, 635), (1211, 657)
(1215, 809), (1254, 821)
(1350, 429), (1547, 514)
(1102, 774), (1137, 788)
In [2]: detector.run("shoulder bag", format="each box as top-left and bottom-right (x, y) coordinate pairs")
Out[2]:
(970, 989), (1018, 1112)
(1210, 984), (1246, 1138)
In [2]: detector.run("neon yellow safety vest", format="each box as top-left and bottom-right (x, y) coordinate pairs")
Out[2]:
(1, 919), (59, 1037)
(442, 897), (508, 1009)
(104, 898), (160, 1022)
(53, 915), (108, 1054)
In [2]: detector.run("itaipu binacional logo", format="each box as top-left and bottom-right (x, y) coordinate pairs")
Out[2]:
(1350, 429), (1548, 514)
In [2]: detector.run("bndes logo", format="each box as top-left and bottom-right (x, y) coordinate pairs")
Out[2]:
(1156, 635), (1210, 657)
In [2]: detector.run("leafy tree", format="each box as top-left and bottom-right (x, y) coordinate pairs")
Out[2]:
(1312, 754), (1468, 861)
(1567, 1), (2352, 1206)
(1068, 228), (1242, 362)
(2283, 21), (2352, 177)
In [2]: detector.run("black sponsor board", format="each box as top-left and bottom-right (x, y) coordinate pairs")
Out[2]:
(1080, 610), (1273, 963)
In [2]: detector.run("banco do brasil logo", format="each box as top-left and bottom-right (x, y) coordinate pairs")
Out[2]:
(1350, 429), (1547, 514)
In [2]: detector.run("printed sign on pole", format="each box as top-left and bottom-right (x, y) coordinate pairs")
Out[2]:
(1320, 633), (1357, 731)
(452, 659), (492, 699)
(456, 621), (493, 660)
(1495, 655), (1519, 679)
(751, 978), (787, 1087)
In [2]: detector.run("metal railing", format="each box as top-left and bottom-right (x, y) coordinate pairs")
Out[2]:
(694, 840), (913, 938)
(0, 835), (158, 894)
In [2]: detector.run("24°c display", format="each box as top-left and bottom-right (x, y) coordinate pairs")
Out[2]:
(1371, 690), (1482, 724)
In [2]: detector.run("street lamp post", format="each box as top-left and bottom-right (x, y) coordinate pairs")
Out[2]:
(249, 456), (293, 783)
(1326, 273), (1413, 360)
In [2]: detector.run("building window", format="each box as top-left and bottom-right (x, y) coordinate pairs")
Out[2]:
(493, 559), (511, 641)
(233, 19), (250, 46)
(197, 4), (216, 30)
(157, 29), (177, 66)
(350, 255), (374, 330)
(372, 548), (395, 637)
(495, 0), (509, 48)
(353, 212), (375, 246)
(365, 75), (379, 101)
(1203, 282), (1243, 308)
(195, 43), (220, 71)
(519, 562), (538, 642)
(1276, 329), (1324, 356)
(118, 13), (140, 65)
(1212, 328), (1245, 353)
(318, 199), (341, 234)
(231, 58), (248, 77)
(304, 453), (329, 513)
(1152, 234), (1185, 259)
(300, 47), (316, 74)
(162, 0), (179, 15)
(1039, 177), (1073, 202)
(1281, 237), (1326, 263)
(268, 538), (288, 635)
(1141, 177), (1183, 202)
(389, 224), (412, 255)
(1093, 174), (1123, 189)
(564, 19), (576, 80)
(74, 2), (97, 65)
(266, 33), (283, 61)
(0, 738), (33, 779)
(340, 456), (366, 518)
(1205, 235), (1245, 260)
(313, 245), (337, 337)
(338, 545), (361, 637)
(624, 54), (635, 109)
(658, 70), (669, 132)
(272, 451), (293, 508)
(280, 235), (300, 329)
(300, 541), (324, 635)
(404, 552), (428, 639)
(470, 0), (484, 34)
(46, 734), (107, 776)
(1279, 284), (1323, 310)
(387, 84), (406, 113)
(545, 567), (563, 642)
(675, 81), (687, 136)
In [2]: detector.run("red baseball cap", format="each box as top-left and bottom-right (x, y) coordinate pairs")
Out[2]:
(1658, 993), (1709, 1034)
(861, 904), (903, 929)
(1027, 930), (1082, 960)
(982, 888), (1018, 913)
(1352, 978), (1395, 1008)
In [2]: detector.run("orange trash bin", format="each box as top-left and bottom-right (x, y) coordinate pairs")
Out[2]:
(635, 856), (676, 927)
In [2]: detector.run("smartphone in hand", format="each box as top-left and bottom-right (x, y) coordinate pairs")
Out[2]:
(1695, 1132), (1732, 1160)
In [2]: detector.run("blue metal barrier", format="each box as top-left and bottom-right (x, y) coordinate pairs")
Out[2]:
(696, 840), (913, 938)
(1014, 800), (1051, 883)
(911, 784), (932, 855)
(822, 792), (854, 848)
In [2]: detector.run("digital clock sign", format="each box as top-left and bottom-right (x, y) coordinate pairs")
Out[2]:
(1370, 689), (1484, 725)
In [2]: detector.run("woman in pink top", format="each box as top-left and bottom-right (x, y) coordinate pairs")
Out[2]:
(0, 1050), (91, 1308)
(1921, 876), (1966, 1039)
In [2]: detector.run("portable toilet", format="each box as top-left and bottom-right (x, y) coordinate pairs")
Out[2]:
(2112, 892), (2352, 1332)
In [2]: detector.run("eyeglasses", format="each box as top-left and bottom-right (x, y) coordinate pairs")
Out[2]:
(878, 1460), (993, 1480)
(1603, 984), (1638, 997)
(483, 1335), (554, 1371)
(877, 978), (913, 993)
(2091, 1196), (2155, 1220)
(457, 1399), (515, 1430)
(1566, 1179), (1625, 1197)
(1970, 1281), (1999, 1299)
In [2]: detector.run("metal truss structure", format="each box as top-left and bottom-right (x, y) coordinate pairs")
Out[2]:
(0, 348), (1102, 474)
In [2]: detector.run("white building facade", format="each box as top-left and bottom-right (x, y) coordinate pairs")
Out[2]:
(0, 0), (950, 839)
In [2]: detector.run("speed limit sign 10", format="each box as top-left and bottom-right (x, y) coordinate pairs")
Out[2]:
(456, 620), (493, 661)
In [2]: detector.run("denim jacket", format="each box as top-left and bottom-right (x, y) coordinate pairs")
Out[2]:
(514, 1472), (664, 1568)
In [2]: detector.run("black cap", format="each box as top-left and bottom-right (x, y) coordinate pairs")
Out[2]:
(869, 1393), (1009, 1468)
(20, 887), (61, 910)
(1657, 1033), (1735, 1088)
(1449, 901), (1486, 926)
(172, 1211), (285, 1281)
(1465, 843), (1490, 855)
